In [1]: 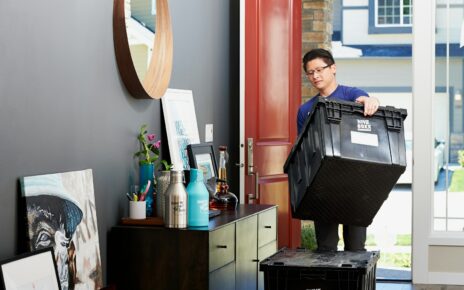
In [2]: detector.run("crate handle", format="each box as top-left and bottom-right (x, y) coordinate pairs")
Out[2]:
(383, 107), (404, 132)
(324, 101), (342, 123)
(341, 263), (353, 267)
(300, 272), (327, 280)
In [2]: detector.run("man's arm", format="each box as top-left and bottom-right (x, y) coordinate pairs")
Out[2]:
(355, 96), (380, 116)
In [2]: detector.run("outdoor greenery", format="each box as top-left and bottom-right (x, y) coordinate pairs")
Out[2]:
(301, 225), (411, 269)
(458, 150), (464, 167)
(301, 222), (317, 250)
(365, 234), (377, 246)
(449, 168), (464, 192)
(378, 253), (411, 268)
(395, 234), (411, 246)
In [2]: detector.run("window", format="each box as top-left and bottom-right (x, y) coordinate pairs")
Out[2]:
(376, 0), (413, 27)
(368, 0), (412, 34)
(433, 1), (464, 233)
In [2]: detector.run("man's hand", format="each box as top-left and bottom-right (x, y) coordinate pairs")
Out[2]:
(355, 96), (380, 116)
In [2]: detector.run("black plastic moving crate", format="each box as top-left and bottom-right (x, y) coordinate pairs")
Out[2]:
(284, 98), (407, 226)
(260, 248), (379, 290)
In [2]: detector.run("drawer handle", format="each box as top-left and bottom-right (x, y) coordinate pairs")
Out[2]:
(217, 245), (228, 249)
(264, 226), (272, 229)
(252, 259), (260, 262)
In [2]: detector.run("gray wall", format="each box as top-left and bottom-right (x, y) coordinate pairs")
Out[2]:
(0, 0), (238, 283)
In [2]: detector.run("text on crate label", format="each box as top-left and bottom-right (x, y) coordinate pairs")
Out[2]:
(357, 119), (372, 132)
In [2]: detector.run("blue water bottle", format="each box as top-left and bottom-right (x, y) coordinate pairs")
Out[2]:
(187, 168), (209, 227)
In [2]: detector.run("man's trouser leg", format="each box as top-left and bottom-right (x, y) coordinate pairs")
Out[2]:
(343, 225), (366, 251)
(314, 221), (339, 251)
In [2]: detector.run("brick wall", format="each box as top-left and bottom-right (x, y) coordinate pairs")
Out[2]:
(301, 0), (333, 104)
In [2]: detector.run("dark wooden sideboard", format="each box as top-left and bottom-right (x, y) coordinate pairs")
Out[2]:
(108, 204), (278, 290)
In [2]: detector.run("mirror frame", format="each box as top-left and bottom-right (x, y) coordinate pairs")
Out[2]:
(113, 0), (173, 99)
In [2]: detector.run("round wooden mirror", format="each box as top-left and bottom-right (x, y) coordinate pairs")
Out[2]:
(113, 0), (173, 99)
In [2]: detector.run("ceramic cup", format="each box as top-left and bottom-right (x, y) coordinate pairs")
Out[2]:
(129, 201), (146, 219)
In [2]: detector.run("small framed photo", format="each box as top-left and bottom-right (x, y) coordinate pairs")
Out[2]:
(0, 247), (61, 290)
(187, 143), (218, 181)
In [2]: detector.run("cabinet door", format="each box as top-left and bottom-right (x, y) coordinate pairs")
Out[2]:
(209, 262), (235, 290)
(236, 215), (258, 290)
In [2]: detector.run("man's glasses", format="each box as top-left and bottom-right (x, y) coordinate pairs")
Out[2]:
(306, 64), (331, 77)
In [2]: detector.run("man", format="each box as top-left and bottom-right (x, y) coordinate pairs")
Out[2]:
(298, 48), (380, 251)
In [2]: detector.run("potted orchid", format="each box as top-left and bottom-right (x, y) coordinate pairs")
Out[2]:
(134, 124), (171, 217)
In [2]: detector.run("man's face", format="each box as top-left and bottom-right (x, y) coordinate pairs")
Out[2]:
(27, 206), (73, 290)
(305, 58), (337, 92)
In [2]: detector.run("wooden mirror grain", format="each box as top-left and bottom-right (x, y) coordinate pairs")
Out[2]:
(113, 0), (173, 99)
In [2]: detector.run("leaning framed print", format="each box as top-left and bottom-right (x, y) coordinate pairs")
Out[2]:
(0, 247), (61, 290)
(187, 142), (218, 181)
(161, 89), (201, 170)
(20, 169), (103, 290)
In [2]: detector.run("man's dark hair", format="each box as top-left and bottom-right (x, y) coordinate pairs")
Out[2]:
(302, 48), (335, 72)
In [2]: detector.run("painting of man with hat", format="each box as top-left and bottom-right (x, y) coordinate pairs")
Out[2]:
(21, 169), (102, 290)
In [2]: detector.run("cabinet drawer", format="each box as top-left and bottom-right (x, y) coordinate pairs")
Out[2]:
(209, 224), (235, 272)
(258, 208), (277, 247)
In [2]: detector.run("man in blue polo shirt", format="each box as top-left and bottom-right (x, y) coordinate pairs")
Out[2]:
(298, 48), (380, 251)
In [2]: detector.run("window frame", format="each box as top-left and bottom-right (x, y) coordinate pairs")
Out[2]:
(369, 0), (413, 34)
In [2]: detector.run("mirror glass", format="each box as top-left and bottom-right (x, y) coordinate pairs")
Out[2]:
(125, 0), (156, 83)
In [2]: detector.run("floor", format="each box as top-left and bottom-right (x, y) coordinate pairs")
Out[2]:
(377, 282), (464, 290)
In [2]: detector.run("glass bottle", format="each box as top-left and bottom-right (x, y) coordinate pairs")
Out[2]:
(164, 170), (188, 228)
(187, 168), (209, 227)
(210, 145), (238, 210)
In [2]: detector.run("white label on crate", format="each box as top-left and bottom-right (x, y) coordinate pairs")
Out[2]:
(350, 131), (379, 147)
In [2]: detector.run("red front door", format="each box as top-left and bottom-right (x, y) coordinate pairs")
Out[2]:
(244, 0), (301, 249)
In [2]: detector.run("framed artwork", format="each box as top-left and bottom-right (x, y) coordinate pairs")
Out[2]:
(20, 169), (103, 290)
(0, 247), (61, 290)
(187, 143), (218, 181)
(162, 89), (200, 170)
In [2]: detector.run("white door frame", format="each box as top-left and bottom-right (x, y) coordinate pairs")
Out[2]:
(239, 0), (245, 203)
(413, 0), (464, 285)
(412, 0), (435, 283)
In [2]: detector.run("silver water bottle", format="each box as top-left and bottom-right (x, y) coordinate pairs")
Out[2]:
(164, 170), (188, 228)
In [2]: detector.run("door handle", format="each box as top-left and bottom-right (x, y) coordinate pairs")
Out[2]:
(247, 138), (259, 203)
(248, 171), (259, 202)
(247, 138), (255, 174)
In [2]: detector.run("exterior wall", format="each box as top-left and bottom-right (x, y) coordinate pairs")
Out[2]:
(342, 8), (412, 45)
(336, 57), (412, 87)
(341, 1), (463, 46)
(344, 0), (368, 6)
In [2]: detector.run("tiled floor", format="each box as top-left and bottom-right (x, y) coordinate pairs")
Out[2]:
(377, 282), (464, 290)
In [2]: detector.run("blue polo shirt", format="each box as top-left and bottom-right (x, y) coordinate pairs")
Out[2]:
(297, 85), (369, 134)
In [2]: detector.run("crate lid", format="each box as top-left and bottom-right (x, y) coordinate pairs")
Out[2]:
(260, 248), (380, 273)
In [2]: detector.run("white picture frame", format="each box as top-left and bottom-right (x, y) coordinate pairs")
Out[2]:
(161, 89), (200, 170)
(0, 248), (61, 290)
